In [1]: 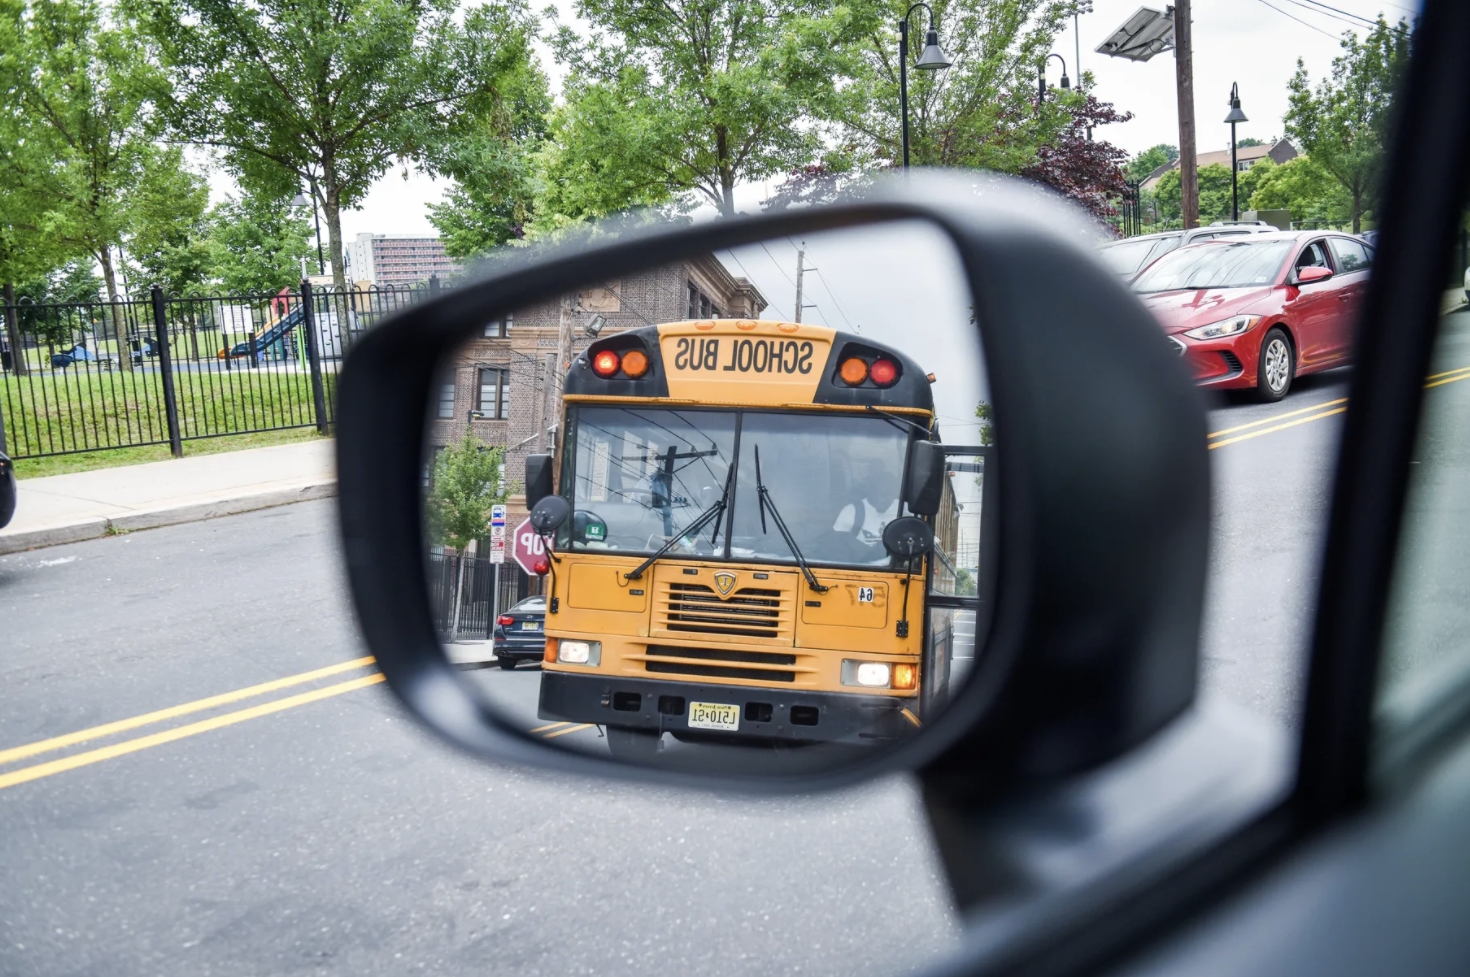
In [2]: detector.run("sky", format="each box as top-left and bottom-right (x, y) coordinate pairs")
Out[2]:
(723, 222), (989, 445)
(206, 0), (1419, 243)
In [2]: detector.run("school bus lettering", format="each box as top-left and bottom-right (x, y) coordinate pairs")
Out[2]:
(672, 336), (723, 371)
(718, 338), (814, 375)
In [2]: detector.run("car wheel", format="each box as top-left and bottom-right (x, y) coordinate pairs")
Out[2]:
(606, 726), (661, 758)
(497, 657), (517, 670)
(1256, 328), (1294, 402)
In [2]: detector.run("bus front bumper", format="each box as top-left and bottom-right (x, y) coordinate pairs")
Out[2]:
(538, 671), (916, 744)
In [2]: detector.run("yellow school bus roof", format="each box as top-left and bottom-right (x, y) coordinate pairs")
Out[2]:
(562, 320), (935, 415)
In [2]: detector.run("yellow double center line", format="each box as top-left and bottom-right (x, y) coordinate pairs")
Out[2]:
(1207, 365), (1470, 450)
(0, 658), (382, 792)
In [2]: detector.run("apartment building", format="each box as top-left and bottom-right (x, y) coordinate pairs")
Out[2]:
(346, 233), (462, 285)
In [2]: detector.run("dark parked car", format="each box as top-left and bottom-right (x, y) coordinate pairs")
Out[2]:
(493, 595), (546, 669)
(0, 449), (15, 529)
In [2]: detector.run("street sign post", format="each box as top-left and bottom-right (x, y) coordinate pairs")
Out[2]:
(512, 518), (547, 576)
(488, 504), (509, 628)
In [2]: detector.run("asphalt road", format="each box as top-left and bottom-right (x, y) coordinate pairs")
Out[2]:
(4, 331), (1467, 976)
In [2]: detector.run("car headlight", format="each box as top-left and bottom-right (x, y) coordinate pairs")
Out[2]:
(555, 640), (601, 666)
(1182, 315), (1261, 341)
(841, 660), (892, 688)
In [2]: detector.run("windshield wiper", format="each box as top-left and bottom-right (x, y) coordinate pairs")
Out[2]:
(864, 404), (933, 437)
(753, 445), (829, 593)
(624, 463), (735, 581)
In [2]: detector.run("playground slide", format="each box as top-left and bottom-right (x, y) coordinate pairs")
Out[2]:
(225, 304), (306, 358)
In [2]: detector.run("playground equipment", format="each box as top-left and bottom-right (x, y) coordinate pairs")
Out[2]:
(220, 303), (306, 359)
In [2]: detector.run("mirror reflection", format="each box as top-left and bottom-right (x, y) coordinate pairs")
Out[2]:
(421, 221), (991, 769)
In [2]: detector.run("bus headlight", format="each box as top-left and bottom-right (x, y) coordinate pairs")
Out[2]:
(557, 640), (601, 666)
(842, 660), (892, 688)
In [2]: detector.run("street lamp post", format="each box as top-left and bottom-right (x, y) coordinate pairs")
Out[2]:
(898, 3), (952, 170)
(1038, 53), (1070, 101)
(291, 191), (326, 276)
(1225, 82), (1248, 222)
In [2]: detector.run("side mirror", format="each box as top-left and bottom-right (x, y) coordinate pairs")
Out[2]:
(529, 495), (571, 533)
(525, 454), (554, 508)
(905, 441), (945, 516)
(1297, 265), (1333, 283)
(882, 516), (934, 559)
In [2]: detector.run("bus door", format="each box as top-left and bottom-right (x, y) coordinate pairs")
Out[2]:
(920, 446), (996, 718)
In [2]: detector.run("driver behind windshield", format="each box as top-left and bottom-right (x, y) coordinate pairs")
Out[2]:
(831, 449), (900, 554)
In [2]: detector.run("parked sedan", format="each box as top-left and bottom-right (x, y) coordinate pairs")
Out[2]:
(492, 595), (546, 669)
(0, 448), (15, 529)
(1133, 231), (1373, 401)
(1098, 221), (1275, 280)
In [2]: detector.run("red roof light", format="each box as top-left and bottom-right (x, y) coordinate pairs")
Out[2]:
(869, 358), (899, 387)
(591, 350), (621, 378)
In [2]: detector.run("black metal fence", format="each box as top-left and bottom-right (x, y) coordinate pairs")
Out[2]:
(428, 551), (530, 640)
(0, 278), (440, 460)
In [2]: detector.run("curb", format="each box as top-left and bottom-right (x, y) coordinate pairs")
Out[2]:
(0, 480), (337, 556)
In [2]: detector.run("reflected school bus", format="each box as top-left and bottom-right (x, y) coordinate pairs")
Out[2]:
(524, 317), (986, 758)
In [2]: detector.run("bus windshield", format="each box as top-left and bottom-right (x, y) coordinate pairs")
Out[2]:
(567, 406), (910, 568)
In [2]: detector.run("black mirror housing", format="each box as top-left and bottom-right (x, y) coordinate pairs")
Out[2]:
(525, 454), (554, 508)
(335, 172), (1210, 798)
(906, 441), (946, 515)
(529, 495), (571, 534)
(882, 516), (934, 559)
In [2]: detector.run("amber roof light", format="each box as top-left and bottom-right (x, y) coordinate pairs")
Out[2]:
(839, 357), (869, 385)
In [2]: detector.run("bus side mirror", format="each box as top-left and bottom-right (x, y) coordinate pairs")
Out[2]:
(906, 441), (945, 516)
(525, 454), (554, 508)
(530, 495), (571, 533)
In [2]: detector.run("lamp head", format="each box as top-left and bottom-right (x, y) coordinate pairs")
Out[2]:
(915, 29), (951, 70)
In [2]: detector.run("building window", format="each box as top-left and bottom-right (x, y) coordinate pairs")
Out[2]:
(437, 383), (456, 419)
(483, 314), (514, 338)
(478, 368), (509, 419)
(687, 281), (718, 319)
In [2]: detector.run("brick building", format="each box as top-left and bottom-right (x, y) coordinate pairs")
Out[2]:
(346, 233), (462, 284)
(427, 254), (768, 529)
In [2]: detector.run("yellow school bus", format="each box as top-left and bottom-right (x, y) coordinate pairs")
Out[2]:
(525, 317), (965, 758)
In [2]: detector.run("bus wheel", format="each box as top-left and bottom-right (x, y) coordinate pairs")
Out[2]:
(606, 726), (660, 758)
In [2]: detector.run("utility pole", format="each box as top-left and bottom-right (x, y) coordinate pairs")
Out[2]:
(1174, 0), (1199, 229)
(793, 249), (817, 323)
(535, 352), (556, 454)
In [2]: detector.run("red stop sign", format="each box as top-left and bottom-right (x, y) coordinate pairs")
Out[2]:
(511, 518), (548, 574)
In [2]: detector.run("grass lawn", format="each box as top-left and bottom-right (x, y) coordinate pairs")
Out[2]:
(3, 360), (338, 474)
(12, 428), (329, 479)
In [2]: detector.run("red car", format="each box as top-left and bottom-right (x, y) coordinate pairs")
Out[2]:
(1131, 231), (1373, 401)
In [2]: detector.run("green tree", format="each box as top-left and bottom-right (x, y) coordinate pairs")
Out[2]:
(0, 0), (165, 369)
(1153, 159), (1290, 226)
(829, 0), (1074, 174)
(540, 0), (869, 221)
(203, 193), (315, 295)
(1235, 137), (1266, 149)
(1126, 143), (1178, 183)
(425, 432), (507, 641)
(124, 147), (214, 297)
(1248, 155), (1349, 225)
(1285, 17), (1412, 233)
(424, 56), (551, 260)
(14, 261), (105, 354)
(130, 0), (540, 289)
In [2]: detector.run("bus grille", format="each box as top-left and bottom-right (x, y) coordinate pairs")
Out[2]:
(656, 583), (790, 640)
(645, 645), (797, 683)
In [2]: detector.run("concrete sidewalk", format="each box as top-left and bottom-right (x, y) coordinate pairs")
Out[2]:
(0, 440), (336, 554)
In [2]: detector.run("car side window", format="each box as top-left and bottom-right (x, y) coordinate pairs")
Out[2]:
(1294, 241), (1332, 276)
(1328, 237), (1370, 272)
(1376, 209), (1470, 762)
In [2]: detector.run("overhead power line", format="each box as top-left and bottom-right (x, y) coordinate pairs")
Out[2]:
(1250, 0), (1339, 38)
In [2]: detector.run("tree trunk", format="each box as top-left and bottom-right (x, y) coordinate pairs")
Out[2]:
(1351, 192), (1362, 234)
(715, 128), (735, 218)
(320, 170), (348, 291)
(449, 548), (467, 642)
(98, 245), (133, 372)
(3, 282), (26, 377)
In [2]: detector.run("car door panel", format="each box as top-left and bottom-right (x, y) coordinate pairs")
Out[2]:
(1324, 237), (1372, 365)
(1287, 241), (1338, 370)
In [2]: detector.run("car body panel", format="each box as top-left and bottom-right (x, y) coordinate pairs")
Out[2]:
(1137, 232), (1366, 392)
(494, 596), (547, 662)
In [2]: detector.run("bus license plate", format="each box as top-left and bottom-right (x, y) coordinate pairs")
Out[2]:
(687, 701), (739, 731)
